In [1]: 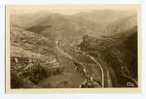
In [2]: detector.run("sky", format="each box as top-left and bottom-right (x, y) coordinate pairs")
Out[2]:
(8, 5), (139, 15)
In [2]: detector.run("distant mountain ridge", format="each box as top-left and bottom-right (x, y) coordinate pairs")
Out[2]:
(11, 10), (137, 41)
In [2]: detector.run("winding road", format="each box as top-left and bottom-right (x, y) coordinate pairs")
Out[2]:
(55, 40), (108, 87)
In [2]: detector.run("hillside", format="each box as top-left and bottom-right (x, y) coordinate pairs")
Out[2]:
(10, 9), (138, 88)
(79, 31), (137, 87)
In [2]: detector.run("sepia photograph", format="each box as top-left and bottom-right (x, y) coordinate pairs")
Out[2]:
(6, 5), (141, 93)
